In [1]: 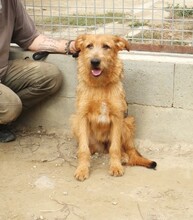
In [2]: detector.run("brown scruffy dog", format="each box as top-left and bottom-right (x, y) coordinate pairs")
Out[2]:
(71, 34), (157, 181)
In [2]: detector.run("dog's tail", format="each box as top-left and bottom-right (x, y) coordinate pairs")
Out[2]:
(121, 116), (157, 169)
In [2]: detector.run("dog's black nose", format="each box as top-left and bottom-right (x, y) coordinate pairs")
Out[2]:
(91, 58), (101, 67)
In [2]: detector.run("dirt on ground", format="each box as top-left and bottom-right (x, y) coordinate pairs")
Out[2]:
(0, 128), (193, 220)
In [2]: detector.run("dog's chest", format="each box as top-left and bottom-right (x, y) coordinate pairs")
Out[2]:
(97, 102), (110, 124)
(87, 101), (111, 125)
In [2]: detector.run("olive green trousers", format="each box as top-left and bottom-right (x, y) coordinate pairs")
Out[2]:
(0, 59), (63, 124)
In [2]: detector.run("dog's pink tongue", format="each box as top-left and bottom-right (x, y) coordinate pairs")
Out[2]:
(91, 69), (102, 76)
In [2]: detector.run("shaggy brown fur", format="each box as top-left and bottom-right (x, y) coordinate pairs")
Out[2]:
(71, 34), (157, 181)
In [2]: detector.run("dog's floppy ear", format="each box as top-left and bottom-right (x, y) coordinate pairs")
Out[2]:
(75, 34), (87, 51)
(114, 36), (130, 52)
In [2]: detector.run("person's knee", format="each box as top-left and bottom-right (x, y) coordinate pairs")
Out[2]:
(43, 63), (63, 95)
(0, 86), (22, 124)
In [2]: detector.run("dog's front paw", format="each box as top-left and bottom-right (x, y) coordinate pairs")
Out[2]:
(74, 166), (89, 181)
(109, 163), (124, 177)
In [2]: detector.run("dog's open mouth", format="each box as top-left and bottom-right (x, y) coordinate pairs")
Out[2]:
(91, 69), (102, 77)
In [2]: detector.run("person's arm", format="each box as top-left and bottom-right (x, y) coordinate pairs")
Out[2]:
(28, 34), (77, 54)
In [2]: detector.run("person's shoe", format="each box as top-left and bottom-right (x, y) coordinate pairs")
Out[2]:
(0, 125), (16, 143)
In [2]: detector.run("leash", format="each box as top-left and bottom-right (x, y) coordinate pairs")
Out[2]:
(32, 51), (79, 61)
(32, 51), (50, 60)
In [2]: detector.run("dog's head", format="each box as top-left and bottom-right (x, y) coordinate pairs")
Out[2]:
(75, 34), (130, 80)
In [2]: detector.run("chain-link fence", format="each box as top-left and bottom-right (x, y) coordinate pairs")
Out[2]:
(22, 0), (193, 52)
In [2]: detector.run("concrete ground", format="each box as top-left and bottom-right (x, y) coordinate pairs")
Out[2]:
(0, 129), (193, 220)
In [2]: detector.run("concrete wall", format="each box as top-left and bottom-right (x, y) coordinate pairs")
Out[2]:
(10, 47), (193, 145)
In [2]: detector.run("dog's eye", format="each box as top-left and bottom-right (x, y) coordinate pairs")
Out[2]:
(86, 43), (94, 49)
(103, 44), (111, 50)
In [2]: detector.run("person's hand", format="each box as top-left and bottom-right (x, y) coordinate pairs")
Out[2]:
(69, 40), (79, 57)
(69, 41), (78, 54)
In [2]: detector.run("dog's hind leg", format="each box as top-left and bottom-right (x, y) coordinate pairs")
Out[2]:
(121, 117), (157, 169)
(89, 136), (107, 154)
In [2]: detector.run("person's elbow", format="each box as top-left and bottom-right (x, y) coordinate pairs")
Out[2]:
(27, 34), (44, 51)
